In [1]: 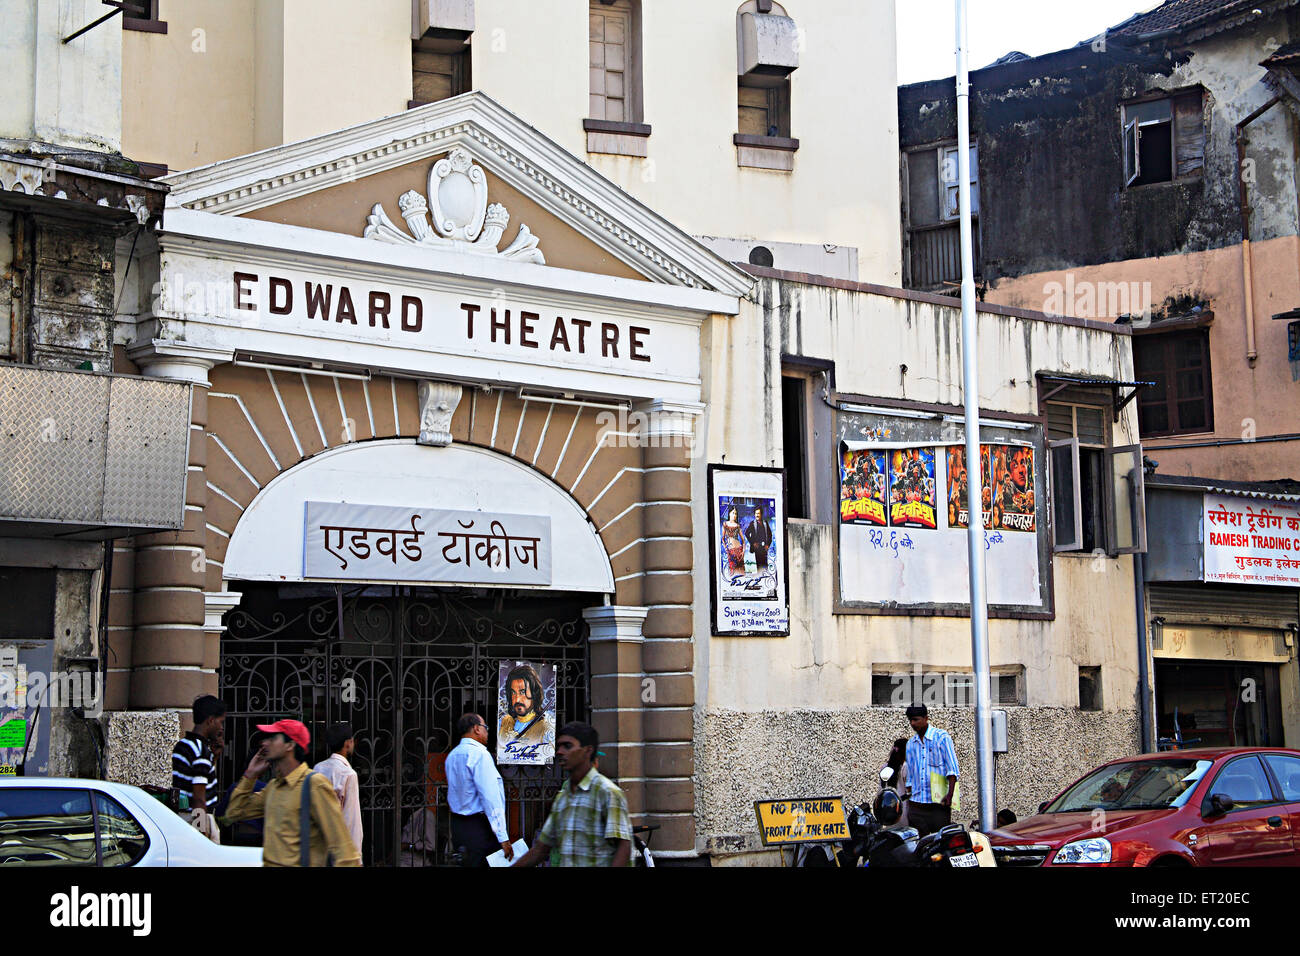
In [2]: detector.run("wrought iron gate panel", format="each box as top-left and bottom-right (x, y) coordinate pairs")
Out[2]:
(219, 583), (590, 866)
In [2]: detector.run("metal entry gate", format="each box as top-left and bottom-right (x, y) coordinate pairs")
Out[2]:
(218, 582), (590, 866)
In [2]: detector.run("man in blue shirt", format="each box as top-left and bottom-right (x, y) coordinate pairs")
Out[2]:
(445, 712), (512, 866)
(903, 704), (960, 837)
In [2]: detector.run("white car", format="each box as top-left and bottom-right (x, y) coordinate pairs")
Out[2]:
(0, 777), (261, 867)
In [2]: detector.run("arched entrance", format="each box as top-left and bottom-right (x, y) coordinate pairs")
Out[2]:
(216, 440), (617, 865)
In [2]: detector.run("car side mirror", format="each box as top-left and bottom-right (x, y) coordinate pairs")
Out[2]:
(1038, 801), (1048, 813)
(1208, 793), (1235, 815)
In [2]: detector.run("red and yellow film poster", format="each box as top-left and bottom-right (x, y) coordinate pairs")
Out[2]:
(946, 445), (992, 530)
(839, 447), (887, 526)
(888, 448), (937, 529)
(990, 445), (1036, 533)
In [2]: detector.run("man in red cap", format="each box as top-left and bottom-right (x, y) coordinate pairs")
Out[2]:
(225, 719), (362, 867)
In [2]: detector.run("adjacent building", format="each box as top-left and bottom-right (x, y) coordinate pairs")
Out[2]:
(3, 0), (1156, 865)
(899, 0), (1300, 754)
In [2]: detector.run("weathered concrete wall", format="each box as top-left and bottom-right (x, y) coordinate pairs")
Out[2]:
(693, 274), (1143, 857)
(988, 235), (1300, 482)
(2, 0), (122, 152)
(698, 706), (1140, 859)
(104, 710), (179, 789)
(898, 11), (1298, 281)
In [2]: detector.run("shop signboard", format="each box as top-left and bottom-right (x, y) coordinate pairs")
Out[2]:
(1203, 493), (1300, 587)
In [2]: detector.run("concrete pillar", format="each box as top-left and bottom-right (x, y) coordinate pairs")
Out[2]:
(126, 345), (218, 723)
(584, 605), (648, 820)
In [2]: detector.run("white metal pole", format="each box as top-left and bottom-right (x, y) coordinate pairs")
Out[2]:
(954, 0), (995, 832)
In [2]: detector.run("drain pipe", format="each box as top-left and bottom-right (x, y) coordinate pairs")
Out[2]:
(1133, 549), (1153, 752)
(1236, 96), (1282, 367)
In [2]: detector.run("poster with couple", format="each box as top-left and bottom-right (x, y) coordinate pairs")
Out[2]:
(708, 466), (790, 636)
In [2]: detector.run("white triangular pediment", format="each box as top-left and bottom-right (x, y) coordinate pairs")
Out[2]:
(162, 92), (752, 296)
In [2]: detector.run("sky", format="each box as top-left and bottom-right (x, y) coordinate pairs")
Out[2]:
(896, 0), (1164, 86)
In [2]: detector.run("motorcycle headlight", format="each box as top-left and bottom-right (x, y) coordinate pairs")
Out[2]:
(1051, 837), (1112, 864)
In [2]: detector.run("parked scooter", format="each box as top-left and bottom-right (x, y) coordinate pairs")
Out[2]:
(799, 767), (984, 867)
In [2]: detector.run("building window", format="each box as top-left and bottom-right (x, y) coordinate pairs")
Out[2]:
(1079, 666), (1102, 711)
(411, 33), (472, 107)
(1123, 90), (1204, 187)
(1048, 400), (1107, 553)
(870, 669), (1024, 707)
(1133, 328), (1213, 436)
(122, 0), (167, 33)
(589, 0), (642, 125)
(1047, 394), (1145, 555)
(781, 374), (810, 520)
(903, 143), (980, 291)
(738, 82), (791, 139)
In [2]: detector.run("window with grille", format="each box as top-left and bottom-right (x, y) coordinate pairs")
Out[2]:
(1133, 328), (1213, 436)
(589, 1), (642, 124)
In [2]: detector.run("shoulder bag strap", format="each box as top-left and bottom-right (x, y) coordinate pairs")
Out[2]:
(300, 771), (316, 867)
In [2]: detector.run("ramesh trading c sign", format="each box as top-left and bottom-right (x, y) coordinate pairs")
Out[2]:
(1203, 493), (1300, 587)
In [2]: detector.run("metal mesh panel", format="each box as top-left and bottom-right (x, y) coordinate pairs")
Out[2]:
(103, 376), (192, 527)
(0, 365), (190, 530)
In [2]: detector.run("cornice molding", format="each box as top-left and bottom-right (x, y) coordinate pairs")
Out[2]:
(163, 93), (754, 298)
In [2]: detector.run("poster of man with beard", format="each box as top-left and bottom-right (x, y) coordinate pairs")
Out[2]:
(496, 661), (556, 765)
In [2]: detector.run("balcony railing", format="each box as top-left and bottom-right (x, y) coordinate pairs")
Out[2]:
(908, 221), (982, 292)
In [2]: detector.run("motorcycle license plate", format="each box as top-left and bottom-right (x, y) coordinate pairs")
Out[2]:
(949, 852), (979, 867)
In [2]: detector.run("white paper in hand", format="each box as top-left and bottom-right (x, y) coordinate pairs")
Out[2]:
(487, 839), (529, 867)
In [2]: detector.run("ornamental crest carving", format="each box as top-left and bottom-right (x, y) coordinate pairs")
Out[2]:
(363, 148), (545, 264)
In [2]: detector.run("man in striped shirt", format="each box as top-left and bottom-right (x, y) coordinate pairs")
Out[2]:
(172, 695), (226, 843)
(903, 704), (960, 837)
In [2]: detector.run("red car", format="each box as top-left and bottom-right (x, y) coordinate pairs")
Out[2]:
(987, 747), (1300, 866)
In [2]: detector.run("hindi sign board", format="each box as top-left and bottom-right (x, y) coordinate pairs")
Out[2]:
(1203, 493), (1300, 587)
(304, 502), (551, 586)
(754, 797), (850, 846)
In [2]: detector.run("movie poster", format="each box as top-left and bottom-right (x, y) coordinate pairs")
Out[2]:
(840, 447), (888, 526)
(888, 447), (938, 529)
(990, 445), (1036, 533)
(717, 495), (780, 600)
(496, 660), (556, 765)
(708, 466), (789, 636)
(946, 445), (992, 530)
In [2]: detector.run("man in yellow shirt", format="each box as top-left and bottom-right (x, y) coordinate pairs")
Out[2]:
(225, 719), (362, 867)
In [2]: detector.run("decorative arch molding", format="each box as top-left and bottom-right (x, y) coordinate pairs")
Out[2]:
(223, 439), (616, 592)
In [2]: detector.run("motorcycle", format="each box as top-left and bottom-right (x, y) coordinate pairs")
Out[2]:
(798, 767), (985, 867)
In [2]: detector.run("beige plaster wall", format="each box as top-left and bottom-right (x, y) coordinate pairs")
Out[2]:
(121, 1), (902, 284)
(987, 236), (1300, 481)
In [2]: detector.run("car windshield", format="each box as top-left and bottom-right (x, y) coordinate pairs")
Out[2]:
(1046, 759), (1213, 812)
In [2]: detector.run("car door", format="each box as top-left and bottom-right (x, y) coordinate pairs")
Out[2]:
(1260, 753), (1300, 863)
(1198, 755), (1292, 866)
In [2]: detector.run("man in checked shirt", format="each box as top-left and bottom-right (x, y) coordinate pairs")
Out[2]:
(903, 704), (960, 837)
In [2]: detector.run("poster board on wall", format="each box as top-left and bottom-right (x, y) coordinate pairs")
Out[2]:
(496, 660), (557, 765)
(708, 465), (790, 636)
(836, 408), (1049, 613)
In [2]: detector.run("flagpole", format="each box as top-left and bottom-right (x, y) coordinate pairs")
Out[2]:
(954, 0), (995, 832)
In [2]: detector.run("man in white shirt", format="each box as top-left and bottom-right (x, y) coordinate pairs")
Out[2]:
(445, 712), (513, 867)
(313, 723), (363, 857)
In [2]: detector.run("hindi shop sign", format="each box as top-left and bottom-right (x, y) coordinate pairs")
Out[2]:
(754, 797), (850, 846)
(304, 502), (551, 587)
(1203, 493), (1300, 588)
